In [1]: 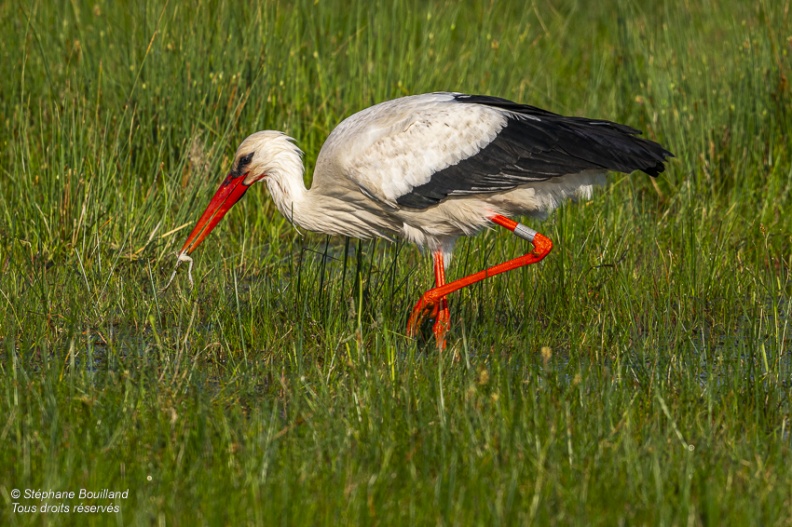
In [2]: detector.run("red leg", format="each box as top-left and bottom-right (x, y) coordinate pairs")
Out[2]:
(407, 251), (450, 347)
(406, 215), (553, 347)
(430, 251), (451, 349)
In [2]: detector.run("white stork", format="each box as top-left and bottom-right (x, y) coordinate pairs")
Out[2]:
(173, 92), (672, 348)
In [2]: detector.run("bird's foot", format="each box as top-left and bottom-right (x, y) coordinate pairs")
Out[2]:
(407, 294), (450, 350)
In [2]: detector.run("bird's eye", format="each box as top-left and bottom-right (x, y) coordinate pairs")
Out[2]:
(235, 152), (254, 176)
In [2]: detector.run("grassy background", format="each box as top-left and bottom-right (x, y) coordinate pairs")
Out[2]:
(1, 0), (791, 524)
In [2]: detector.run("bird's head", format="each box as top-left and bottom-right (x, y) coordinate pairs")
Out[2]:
(177, 131), (302, 257)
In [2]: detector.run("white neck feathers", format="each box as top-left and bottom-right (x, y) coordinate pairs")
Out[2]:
(236, 130), (391, 240)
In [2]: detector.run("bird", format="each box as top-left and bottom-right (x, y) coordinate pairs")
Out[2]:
(172, 92), (672, 349)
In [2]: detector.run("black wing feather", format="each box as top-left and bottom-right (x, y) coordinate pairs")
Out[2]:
(396, 94), (673, 209)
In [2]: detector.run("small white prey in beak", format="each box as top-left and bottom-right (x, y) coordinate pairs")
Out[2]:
(163, 251), (195, 290)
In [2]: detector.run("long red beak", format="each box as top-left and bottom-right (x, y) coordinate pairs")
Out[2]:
(179, 174), (250, 255)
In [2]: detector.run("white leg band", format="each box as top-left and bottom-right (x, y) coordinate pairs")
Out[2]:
(513, 223), (537, 242)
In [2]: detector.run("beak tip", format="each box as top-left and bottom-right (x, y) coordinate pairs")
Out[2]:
(177, 173), (249, 258)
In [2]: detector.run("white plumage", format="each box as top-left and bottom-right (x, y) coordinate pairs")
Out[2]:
(175, 92), (672, 347)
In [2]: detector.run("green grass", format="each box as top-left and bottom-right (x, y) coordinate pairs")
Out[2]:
(1, 0), (791, 524)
